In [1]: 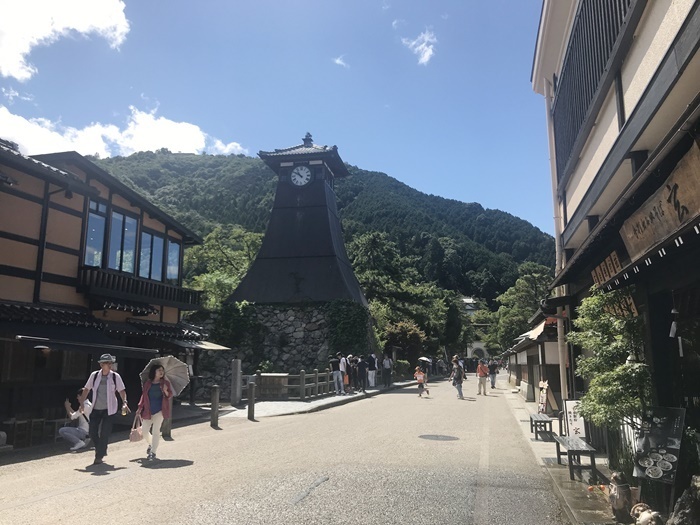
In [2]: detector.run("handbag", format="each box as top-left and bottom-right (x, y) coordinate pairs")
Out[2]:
(129, 414), (143, 442)
(343, 374), (349, 385)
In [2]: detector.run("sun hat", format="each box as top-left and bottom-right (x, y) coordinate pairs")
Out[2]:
(98, 353), (115, 363)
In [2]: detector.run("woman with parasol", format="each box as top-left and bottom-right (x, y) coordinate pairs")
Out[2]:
(136, 364), (173, 461)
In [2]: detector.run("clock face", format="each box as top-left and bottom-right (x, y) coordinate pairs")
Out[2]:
(290, 165), (312, 186)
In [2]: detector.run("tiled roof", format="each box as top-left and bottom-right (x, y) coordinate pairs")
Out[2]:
(126, 319), (207, 341)
(0, 302), (102, 328)
(99, 299), (159, 316)
(258, 133), (350, 178)
(0, 140), (89, 190)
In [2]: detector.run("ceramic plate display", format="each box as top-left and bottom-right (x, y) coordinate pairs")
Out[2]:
(645, 466), (663, 479)
(663, 453), (677, 462)
(657, 460), (673, 471)
(649, 452), (663, 462)
(638, 457), (654, 468)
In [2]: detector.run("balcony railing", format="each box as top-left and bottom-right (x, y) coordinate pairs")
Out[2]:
(552, 0), (633, 181)
(78, 266), (202, 310)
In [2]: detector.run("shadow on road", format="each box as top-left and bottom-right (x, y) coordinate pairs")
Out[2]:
(137, 458), (194, 469)
(75, 463), (127, 476)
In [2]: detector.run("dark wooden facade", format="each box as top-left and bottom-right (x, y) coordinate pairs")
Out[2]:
(0, 141), (206, 439)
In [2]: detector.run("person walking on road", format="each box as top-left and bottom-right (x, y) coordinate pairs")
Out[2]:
(59, 389), (92, 451)
(330, 353), (343, 395)
(78, 353), (129, 465)
(414, 366), (429, 397)
(449, 357), (465, 399)
(488, 359), (499, 389)
(357, 355), (369, 393)
(382, 353), (393, 388)
(477, 359), (489, 395)
(136, 364), (173, 461)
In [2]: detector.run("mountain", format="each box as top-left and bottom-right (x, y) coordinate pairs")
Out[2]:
(92, 150), (554, 302)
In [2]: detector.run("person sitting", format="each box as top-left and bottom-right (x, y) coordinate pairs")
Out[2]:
(59, 389), (92, 451)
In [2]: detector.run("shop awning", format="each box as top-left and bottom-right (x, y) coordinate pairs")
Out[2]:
(163, 339), (231, 351)
(12, 334), (157, 358)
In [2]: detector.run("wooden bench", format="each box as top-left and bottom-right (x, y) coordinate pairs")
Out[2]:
(529, 413), (553, 440)
(554, 435), (597, 483)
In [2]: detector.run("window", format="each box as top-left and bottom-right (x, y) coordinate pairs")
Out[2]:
(139, 231), (164, 281)
(84, 200), (107, 266)
(108, 212), (137, 273)
(167, 240), (181, 284)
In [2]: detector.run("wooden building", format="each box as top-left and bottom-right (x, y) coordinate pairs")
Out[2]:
(0, 140), (207, 440)
(532, 0), (700, 501)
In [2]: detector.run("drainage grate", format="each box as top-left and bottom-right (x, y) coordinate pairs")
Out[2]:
(419, 434), (459, 441)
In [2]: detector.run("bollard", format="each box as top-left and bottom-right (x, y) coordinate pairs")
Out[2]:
(211, 384), (220, 428)
(161, 397), (173, 438)
(299, 370), (305, 400)
(248, 382), (256, 421)
(314, 369), (319, 397)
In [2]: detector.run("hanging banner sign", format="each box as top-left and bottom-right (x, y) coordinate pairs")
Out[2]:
(633, 407), (685, 485)
(592, 251), (623, 286)
(620, 144), (700, 262)
(564, 399), (587, 438)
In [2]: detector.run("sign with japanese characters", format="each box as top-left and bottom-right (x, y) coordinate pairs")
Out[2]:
(633, 407), (685, 485)
(564, 399), (586, 438)
(620, 144), (700, 262)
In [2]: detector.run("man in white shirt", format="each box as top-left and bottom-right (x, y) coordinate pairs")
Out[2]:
(59, 389), (92, 451)
(339, 353), (348, 395)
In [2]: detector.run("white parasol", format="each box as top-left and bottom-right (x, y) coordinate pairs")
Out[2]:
(139, 355), (190, 396)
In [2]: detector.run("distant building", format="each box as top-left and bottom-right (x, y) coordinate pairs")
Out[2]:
(460, 296), (487, 358)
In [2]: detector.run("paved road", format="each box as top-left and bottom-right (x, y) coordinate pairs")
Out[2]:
(0, 379), (567, 525)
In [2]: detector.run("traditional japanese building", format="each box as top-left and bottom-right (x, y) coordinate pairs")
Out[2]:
(0, 142), (216, 445)
(226, 134), (369, 372)
(532, 0), (700, 502)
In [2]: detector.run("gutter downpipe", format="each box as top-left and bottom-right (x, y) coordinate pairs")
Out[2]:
(544, 79), (570, 401)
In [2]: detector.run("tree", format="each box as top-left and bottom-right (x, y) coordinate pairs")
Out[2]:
(184, 225), (262, 310)
(383, 320), (426, 366)
(566, 286), (652, 428)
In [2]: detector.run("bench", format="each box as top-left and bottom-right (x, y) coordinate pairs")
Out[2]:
(554, 435), (597, 483)
(529, 413), (553, 440)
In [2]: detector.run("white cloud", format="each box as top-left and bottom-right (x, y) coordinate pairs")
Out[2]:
(333, 55), (349, 68)
(381, 1), (390, 10)
(401, 30), (437, 65)
(391, 19), (404, 30)
(1, 87), (34, 104)
(0, 105), (248, 157)
(0, 0), (130, 81)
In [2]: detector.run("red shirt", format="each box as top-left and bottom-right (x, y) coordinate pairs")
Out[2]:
(477, 364), (489, 377)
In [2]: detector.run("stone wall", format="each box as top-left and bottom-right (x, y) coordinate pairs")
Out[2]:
(195, 304), (331, 401)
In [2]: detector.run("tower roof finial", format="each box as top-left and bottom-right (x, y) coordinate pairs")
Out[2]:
(303, 132), (313, 147)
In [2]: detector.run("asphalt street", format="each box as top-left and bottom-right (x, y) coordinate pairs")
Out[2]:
(0, 378), (567, 525)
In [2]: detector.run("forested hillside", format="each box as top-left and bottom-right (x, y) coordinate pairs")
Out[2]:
(92, 150), (554, 305)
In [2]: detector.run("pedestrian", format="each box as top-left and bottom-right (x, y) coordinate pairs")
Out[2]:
(347, 354), (357, 394)
(330, 353), (343, 395)
(414, 366), (429, 397)
(136, 364), (173, 461)
(488, 359), (499, 389)
(449, 357), (465, 399)
(59, 389), (92, 451)
(78, 353), (129, 465)
(367, 352), (377, 388)
(339, 352), (348, 395)
(381, 353), (393, 388)
(357, 355), (369, 393)
(477, 359), (489, 395)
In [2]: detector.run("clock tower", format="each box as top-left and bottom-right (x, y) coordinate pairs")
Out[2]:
(228, 133), (367, 306)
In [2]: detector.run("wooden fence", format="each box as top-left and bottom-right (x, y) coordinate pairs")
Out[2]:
(240, 368), (334, 401)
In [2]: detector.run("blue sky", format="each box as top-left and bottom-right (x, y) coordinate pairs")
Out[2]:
(0, 0), (553, 234)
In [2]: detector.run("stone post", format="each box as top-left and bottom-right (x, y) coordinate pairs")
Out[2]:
(314, 369), (319, 397)
(231, 358), (242, 406)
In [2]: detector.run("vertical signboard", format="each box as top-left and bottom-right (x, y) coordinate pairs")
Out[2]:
(564, 399), (587, 438)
